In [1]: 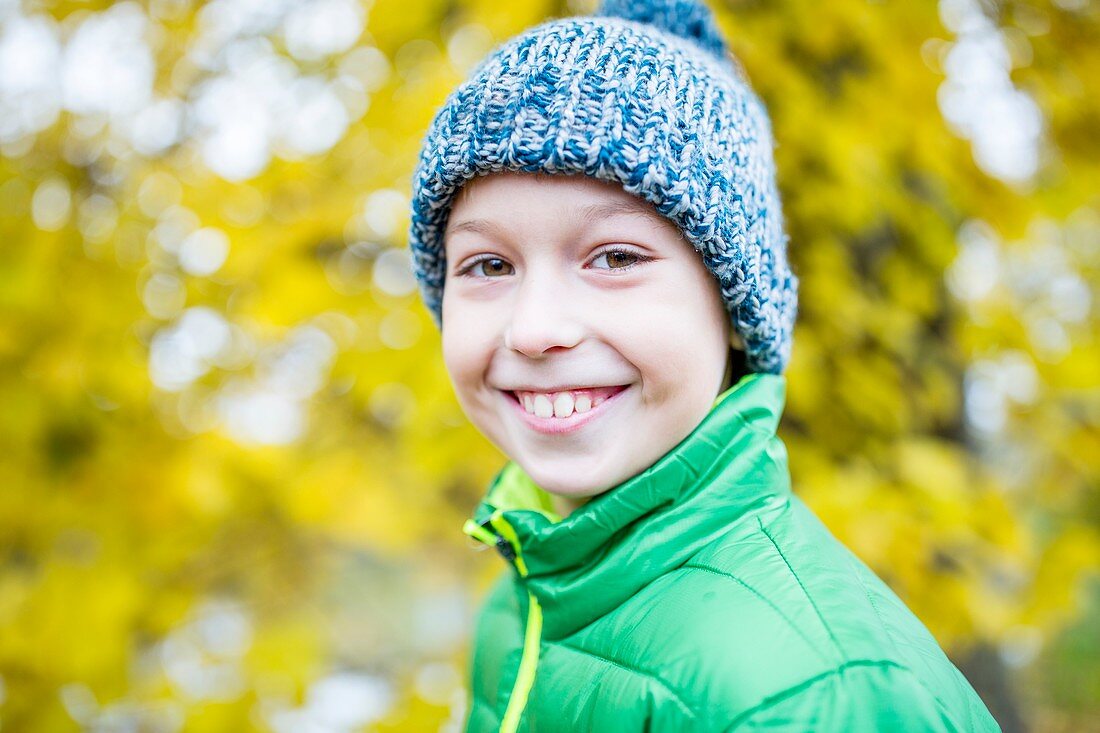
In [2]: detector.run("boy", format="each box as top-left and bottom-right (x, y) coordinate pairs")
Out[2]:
(408, 0), (1001, 730)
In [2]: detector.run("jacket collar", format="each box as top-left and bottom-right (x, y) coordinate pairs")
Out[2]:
(465, 372), (792, 639)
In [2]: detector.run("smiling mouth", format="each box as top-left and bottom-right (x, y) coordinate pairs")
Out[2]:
(504, 385), (629, 422)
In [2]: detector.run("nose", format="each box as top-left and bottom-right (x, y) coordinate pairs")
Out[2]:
(503, 271), (584, 358)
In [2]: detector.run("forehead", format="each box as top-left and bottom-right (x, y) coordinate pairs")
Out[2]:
(445, 172), (676, 241)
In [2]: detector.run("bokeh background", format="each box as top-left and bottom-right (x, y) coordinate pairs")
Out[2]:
(1, 0), (1098, 730)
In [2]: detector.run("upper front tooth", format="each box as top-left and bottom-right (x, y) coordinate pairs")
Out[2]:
(574, 394), (592, 413)
(522, 393), (534, 412)
(553, 392), (575, 418)
(533, 394), (554, 418)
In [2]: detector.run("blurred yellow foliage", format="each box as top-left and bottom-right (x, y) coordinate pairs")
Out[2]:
(1, 0), (1097, 730)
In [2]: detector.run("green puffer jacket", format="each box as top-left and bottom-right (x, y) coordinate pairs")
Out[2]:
(461, 373), (1000, 732)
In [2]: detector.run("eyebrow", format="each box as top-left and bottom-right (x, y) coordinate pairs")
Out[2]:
(445, 198), (666, 239)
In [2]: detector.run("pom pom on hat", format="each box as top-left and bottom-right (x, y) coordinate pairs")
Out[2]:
(595, 0), (730, 60)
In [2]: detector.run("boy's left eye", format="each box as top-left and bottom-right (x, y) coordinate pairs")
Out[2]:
(590, 249), (644, 270)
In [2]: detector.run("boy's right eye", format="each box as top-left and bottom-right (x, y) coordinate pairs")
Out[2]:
(458, 256), (515, 278)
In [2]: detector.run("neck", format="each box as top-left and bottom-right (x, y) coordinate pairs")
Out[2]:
(551, 493), (590, 518)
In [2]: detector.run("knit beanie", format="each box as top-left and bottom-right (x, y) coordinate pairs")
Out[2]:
(407, 0), (798, 374)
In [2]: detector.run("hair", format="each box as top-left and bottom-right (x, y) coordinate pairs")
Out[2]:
(724, 342), (750, 390)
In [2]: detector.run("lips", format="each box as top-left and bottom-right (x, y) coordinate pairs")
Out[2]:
(512, 385), (625, 415)
(502, 384), (630, 435)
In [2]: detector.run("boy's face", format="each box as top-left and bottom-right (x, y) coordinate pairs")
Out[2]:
(441, 172), (730, 504)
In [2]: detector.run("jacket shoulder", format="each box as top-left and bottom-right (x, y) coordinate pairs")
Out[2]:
(724, 660), (1001, 732)
(693, 496), (980, 670)
(588, 495), (997, 730)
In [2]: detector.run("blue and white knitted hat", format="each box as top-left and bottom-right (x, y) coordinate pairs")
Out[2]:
(408, 0), (798, 374)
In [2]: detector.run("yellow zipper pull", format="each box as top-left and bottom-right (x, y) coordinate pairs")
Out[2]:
(463, 518), (498, 547)
(489, 511), (530, 577)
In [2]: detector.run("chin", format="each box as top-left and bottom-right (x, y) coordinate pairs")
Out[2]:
(521, 462), (620, 499)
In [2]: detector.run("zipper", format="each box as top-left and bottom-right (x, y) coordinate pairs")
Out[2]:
(463, 512), (543, 733)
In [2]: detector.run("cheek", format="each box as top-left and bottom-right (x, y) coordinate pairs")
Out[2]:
(441, 326), (472, 380)
(619, 299), (727, 394)
(440, 291), (465, 365)
(441, 315), (493, 393)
